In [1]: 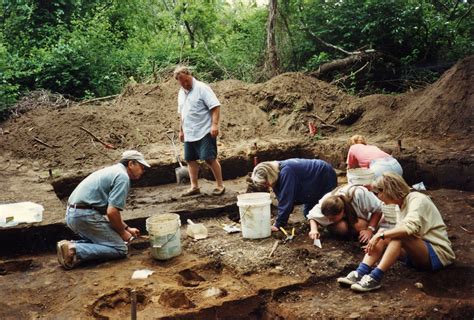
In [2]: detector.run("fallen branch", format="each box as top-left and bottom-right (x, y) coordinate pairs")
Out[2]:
(307, 114), (338, 129)
(331, 61), (369, 85)
(79, 127), (116, 149)
(144, 85), (160, 96)
(460, 226), (473, 234)
(78, 94), (119, 106)
(310, 53), (379, 78)
(33, 137), (58, 148)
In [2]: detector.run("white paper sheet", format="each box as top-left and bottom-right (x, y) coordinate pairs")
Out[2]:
(131, 269), (154, 279)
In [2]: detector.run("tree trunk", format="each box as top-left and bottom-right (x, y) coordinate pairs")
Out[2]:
(265, 0), (279, 78)
(184, 20), (195, 49)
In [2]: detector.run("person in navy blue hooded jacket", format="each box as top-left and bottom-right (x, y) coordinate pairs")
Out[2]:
(251, 159), (337, 231)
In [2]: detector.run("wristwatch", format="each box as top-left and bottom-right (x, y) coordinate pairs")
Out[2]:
(379, 232), (385, 240)
(368, 226), (376, 232)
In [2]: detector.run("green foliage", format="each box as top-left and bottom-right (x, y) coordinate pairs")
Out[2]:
(282, 0), (473, 92)
(0, 0), (472, 119)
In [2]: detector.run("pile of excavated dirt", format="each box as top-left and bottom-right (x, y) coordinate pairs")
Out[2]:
(0, 56), (472, 169)
(0, 72), (348, 168)
(347, 55), (474, 138)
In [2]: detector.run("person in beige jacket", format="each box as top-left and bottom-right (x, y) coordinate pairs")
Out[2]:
(337, 172), (455, 292)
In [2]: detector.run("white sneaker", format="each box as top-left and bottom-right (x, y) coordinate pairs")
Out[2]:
(337, 270), (362, 286)
(351, 274), (382, 292)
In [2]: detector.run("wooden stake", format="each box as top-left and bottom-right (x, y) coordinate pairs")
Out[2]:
(130, 289), (137, 320)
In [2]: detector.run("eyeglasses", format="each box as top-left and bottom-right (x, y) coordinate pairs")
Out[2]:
(373, 189), (383, 196)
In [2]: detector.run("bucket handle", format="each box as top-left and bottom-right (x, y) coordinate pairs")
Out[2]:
(152, 226), (180, 249)
(239, 205), (252, 223)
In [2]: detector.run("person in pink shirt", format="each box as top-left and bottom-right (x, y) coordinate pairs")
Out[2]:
(346, 135), (403, 178)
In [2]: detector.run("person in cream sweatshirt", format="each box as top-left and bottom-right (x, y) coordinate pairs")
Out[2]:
(337, 172), (455, 292)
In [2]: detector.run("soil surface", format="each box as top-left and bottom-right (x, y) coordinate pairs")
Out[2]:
(0, 56), (472, 169)
(0, 56), (473, 318)
(0, 190), (473, 319)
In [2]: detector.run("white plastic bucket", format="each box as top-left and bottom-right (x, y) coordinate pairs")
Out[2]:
(347, 168), (375, 185)
(0, 202), (44, 227)
(146, 213), (182, 260)
(382, 204), (399, 225)
(237, 192), (272, 239)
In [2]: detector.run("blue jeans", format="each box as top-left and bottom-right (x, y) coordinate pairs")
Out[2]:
(66, 207), (127, 262)
(370, 157), (403, 178)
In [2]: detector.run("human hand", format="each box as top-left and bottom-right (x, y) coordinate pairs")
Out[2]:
(359, 229), (373, 244)
(365, 233), (381, 255)
(120, 230), (133, 242)
(308, 230), (320, 240)
(127, 227), (141, 238)
(210, 124), (219, 138)
(179, 131), (184, 142)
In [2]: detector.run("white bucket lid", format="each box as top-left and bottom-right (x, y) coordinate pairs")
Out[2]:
(237, 192), (272, 206)
(347, 168), (375, 185)
(347, 168), (375, 177)
(382, 204), (398, 223)
(146, 213), (181, 232)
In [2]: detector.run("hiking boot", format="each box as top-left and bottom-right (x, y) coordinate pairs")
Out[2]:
(181, 187), (201, 197)
(351, 274), (382, 292)
(337, 270), (362, 286)
(56, 240), (77, 270)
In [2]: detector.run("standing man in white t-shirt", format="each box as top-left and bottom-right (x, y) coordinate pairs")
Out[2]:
(174, 66), (225, 197)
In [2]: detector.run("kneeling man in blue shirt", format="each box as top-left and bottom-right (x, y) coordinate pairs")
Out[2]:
(57, 150), (150, 269)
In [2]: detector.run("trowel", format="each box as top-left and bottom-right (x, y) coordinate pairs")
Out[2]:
(186, 219), (208, 240)
(165, 130), (189, 184)
(313, 238), (322, 248)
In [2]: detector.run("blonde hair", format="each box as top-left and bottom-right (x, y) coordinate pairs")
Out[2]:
(173, 65), (192, 79)
(349, 134), (367, 145)
(251, 161), (280, 187)
(371, 172), (410, 202)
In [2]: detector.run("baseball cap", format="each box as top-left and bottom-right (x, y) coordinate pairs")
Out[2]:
(121, 150), (151, 168)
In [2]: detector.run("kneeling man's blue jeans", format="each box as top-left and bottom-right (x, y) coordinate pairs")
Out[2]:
(66, 207), (127, 262)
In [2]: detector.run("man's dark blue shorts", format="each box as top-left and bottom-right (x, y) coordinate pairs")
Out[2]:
(184, 133), (217, 161)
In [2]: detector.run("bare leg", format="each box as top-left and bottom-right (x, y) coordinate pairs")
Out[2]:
(401, 236), (431, 270)
(376, 239), (402, 271)
(328, 220), (349, 236)
(354, 219), (368, 232)
(187, 160), (200, 189)
(206, 159), (224, 188)
(362, 239), (390, 267)
(328, 218), (367, 236)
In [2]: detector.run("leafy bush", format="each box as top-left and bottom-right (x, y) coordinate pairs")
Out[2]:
(0, 0), (472, 120)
